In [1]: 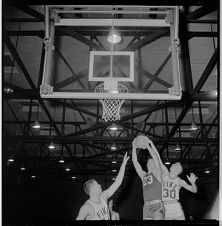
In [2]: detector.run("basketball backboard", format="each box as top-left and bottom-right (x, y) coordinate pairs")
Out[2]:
(40, 5), (182, 100)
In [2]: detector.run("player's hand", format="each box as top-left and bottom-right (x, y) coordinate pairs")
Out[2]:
(187, 173), (198, 183)
(144, 137), (152, 148)
(122, 152), (130, 165)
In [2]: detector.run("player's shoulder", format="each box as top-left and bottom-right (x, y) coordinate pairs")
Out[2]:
(177, 177), (185, 187)
(78, 201), (94, 220)
(83, 201), (93, 211)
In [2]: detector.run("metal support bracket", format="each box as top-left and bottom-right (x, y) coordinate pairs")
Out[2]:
(50, 9), (60, 23)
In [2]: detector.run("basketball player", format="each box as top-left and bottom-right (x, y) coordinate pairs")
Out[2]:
(76, 152), (129, 220)
(108, 199), (120, 220)
(146, 138), (198, 220)
(132, 136), (165, 220)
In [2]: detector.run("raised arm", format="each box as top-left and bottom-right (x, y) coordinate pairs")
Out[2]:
(145, 141), (162, 182)
(179, 173), (198, 193)
(148, 139), (169, 177)
(132, 140), (146, 180)
(101, 152), (129, 200)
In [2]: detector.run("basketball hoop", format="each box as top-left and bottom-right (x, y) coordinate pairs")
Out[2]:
(95, 80), (128, 121)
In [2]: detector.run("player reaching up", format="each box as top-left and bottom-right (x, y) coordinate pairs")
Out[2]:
(132, 135), (165, 220)
(147, 138), (198, 220)
(76, 152), (129, 220)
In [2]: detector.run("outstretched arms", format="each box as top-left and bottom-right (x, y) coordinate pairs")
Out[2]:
(179, 173), (198, 193)
(148, 139), (169, 177)
(145, 140), (162, 182)
(132, 141), (146, 180)
(101, 152), (129, 201)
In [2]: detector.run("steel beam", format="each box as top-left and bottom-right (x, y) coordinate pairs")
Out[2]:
(143, 53), (172, 92)
(192, 48), (218, 96)
(124, 29), (169, 51)
(3, 135), (218, 144)
(180, 6), (194, 94)
(3, 27), (83, 175)
(140, 68), (172, 88)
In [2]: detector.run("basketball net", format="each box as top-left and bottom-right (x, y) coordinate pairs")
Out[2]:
(95, 78), (128, 121)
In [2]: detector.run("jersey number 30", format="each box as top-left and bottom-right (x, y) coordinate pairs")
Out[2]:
(162, 189), (176, 199)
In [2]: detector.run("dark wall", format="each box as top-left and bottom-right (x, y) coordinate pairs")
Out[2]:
(2, 166), (219, 223)
(3, 178), (87, 222)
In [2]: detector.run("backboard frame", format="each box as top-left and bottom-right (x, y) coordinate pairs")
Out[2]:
(40, 5), (182, 100)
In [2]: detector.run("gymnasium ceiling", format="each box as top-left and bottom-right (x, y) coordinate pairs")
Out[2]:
(2, 4), (219, 185)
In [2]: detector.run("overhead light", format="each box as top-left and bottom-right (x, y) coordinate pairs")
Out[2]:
(59, 157), (65, 163)
(164, 159), (170, 165)
(32, 120), (41, 129)
(20, 165), (26, 171)
(71, 176), (76, 179)
(65, 167), (70, 171)
(204, 169), (210, 174)
(111, 160), (117, 164)
(109, 123), (118, 131)
(190, 121), (198, 131)
(8, 156), (14, 162)
(107, 30), (121, 44)
(211, 89), (217, 97)
(110, 143), (117, 151)
(48, 142), (55, 150)
(112, 177), (116, 181)
(31, 175), (36, 178)
(112, 169), (117, 172)
(174, 143), (181, 151)
(4, 86), (14, 93)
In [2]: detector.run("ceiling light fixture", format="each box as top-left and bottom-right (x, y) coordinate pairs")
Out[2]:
(32, 120), (41, 129)
(109, 123), (118, 131)
(59, 144), (65, 163)
(174, 143), (181, 151)
(71, 176), (76, 179)
(190, 105), (198, 131)
(20, 165), (26, 171)
(204, 169), (210, 174)
(164, 158), (170, 165)
(4, 86), (14, 94)
(48, 142), (55, 150)
(190, 121), (198, 131)
(65, 167), (70, 171)
(8, 156), (14, 162)
(112, 169), (117, 172)
(4, 24), (21, 95)
(174, 108), (182, 152)
(59, 157), (65, 163)
(110, 143), (117, 151)
(33, 103), (41, 130)
(107, 29), (121, 44)
(111, 160), (117, 164)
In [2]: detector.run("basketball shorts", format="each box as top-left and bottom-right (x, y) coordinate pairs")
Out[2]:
(163, 201), (185, 220)
(143, 200), (165, 220)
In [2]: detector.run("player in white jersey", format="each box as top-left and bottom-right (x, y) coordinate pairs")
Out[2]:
(76, 152), (129, 220)
(147, 138), (198, 220)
